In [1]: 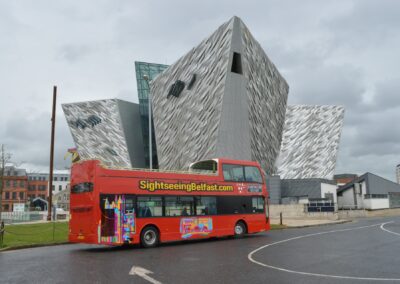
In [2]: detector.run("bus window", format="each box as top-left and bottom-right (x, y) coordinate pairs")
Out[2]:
(165, 196), (194, 216)
(222, 164), (245, 182)
(252, 197), (264, 213)
(137, 196), (162, 217)
(190, 160), (218, 174)
(125, 196), (135, 213)
(195, 196), (217, 215)
(71, 182), (93, 194)
(244, 166), (263, 183)
(218, 196), (252, 214)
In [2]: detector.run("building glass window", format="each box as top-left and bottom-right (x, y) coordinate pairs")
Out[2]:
(12, 192), (16, 200)
(5, 192), (10, 200)
(19, 192), (24, 200)
(6, 180), (10, 187)
(59, 185), (62, 191)
(13, 180), (17, 187)
(20, 181), (25, 187)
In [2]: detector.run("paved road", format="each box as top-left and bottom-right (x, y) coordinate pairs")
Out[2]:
(1, 216), (400, 284)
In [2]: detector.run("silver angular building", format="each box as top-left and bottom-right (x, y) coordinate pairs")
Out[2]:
(62, 99), (145, 168)
(277, 105), (345, 179)
(151, 16), (289, 174)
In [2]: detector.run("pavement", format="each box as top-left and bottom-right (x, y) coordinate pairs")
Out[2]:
(270, 218), (351, 228)
(1, 216), (400, 284)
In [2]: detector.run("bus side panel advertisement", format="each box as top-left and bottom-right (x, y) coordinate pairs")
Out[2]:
(180, 217), (213, 239)
(98, 195), (136, 244)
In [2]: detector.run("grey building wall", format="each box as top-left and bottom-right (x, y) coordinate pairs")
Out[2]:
(281, 178), (336, 199)
(266, 175), (281, 204)
(116, 100), (146, 168)
(365, 173), (400, 195)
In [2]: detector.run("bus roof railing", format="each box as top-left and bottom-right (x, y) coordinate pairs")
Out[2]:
(78, 158), (219, 176)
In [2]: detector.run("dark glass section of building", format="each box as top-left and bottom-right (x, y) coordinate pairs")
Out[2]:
(135, 61), (169, 168)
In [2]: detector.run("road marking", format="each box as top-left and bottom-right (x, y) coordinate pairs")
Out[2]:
(248, 222), (400, 281)
(129, 266), (162, 284)
(380, 221), (400, 237)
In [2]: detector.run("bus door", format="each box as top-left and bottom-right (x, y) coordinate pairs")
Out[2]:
(99, 194), (136, 244)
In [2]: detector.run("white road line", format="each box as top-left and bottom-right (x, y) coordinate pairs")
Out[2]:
(248, 222), (400, 281)
(380, 222), (400, 237)
(129, 266), (162, 284)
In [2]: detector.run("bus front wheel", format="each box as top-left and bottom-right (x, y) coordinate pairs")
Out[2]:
(234, 221), (247, 238)
(140, 226), (159, 248)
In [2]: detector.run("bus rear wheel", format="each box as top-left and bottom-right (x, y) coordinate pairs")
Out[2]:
(140, 226), (159, 248)
(234, 221), (246, 238)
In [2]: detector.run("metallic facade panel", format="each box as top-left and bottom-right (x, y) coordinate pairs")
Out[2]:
(240, 20), (289, 175)
(62, 99), (145, 168)
(277, 105), (345, 179)
(151, 16), (289, 174)
(151, 18), (233, 170)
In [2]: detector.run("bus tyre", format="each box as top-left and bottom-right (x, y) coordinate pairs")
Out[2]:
(234, 221), (246, 238)
(141, 226), (159, 248)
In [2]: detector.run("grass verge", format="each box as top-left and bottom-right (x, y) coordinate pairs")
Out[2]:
(270, 224), (287, 230)
(0, 222), (68, 250)
(0, 222), (285, 250)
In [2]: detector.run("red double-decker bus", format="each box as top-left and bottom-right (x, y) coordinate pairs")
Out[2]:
(69, 158), (270, 247)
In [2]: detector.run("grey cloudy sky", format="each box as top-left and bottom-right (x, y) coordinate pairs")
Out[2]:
(1, 0), (399, 180)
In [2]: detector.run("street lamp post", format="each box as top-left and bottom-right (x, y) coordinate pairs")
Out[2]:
(143, 75), (152, 169)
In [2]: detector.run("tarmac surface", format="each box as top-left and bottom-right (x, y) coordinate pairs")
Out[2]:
(1, 216), (400, 284)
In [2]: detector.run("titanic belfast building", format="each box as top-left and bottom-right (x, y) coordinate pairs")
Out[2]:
(62, 16), (344, 180)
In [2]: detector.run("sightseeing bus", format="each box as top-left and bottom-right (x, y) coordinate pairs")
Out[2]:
(69, 158), (270, 247)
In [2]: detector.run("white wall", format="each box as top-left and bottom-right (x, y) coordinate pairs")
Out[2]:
(51, 172), (70, 193)
(338, 181), (367, 209)
(321, 183), (338, 203)
(339, 187), (356, 209)
(363, 198), (389, 210)
(358, 181), (367, 208)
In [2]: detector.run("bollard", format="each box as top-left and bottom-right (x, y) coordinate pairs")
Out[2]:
(0, 221), (4, 248)
(280, 212), (283, 225)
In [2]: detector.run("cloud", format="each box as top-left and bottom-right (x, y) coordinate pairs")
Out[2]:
(0, 0), (399, 181)
(1, 112), (74, 170)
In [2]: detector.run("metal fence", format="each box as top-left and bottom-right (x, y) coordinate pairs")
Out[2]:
(0, 212), (44, 224)
(307, 201), (336, 212)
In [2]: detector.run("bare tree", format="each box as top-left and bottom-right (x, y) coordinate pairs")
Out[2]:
(0, 144), (12, 221)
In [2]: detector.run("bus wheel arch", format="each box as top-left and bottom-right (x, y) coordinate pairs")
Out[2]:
(234, 220), (247, 238)
(140, 225), (160, 248)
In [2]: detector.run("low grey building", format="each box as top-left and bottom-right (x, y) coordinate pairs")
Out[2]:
(337, 173), (400, 210)
(267, 176), (337, 205)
